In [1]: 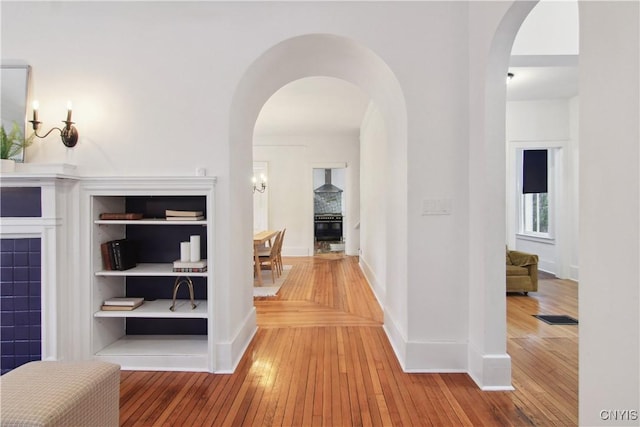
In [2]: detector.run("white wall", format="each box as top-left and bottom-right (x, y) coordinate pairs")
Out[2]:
(506, 98), (579, 279)
(579, 2), (639, 424)
(253, 133), (360, 256)
(359, 103), (388, 303)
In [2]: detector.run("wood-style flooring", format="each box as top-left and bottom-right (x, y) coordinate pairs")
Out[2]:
(119, 255), (578, 426)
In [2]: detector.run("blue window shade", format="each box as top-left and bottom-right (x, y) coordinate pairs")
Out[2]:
(523, 150), (548, 194)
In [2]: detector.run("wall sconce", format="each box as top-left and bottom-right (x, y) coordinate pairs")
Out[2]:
(28, 100), (78, 148)
(507, 72), (514, 83)
(252, 174), (267, 193)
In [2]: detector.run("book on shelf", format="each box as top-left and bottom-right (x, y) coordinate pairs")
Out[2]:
(173, 266), (208, 272)
(100, 239), (138, 271)
(99, 212), (144, 220)
(173, 259), (207, 269)
(165, 209), (204, 217)
(103, 297), (144, 306)
(166, 215), (205, 221)
(100, 301), (144, 311)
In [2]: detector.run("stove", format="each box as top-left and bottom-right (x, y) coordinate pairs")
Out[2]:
(314, 214), (343, 241)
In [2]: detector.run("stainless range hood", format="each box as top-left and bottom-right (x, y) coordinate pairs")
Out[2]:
(314, 169), (343, 193)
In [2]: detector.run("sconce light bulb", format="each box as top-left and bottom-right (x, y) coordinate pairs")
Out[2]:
(260, 174), (266, 182)
(252, 176), (257, 184)
(32, 100), (40, 110)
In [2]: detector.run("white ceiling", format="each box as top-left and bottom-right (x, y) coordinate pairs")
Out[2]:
(254, 76), (370, 137)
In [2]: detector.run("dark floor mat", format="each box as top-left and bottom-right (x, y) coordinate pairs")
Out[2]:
(534, 314), (578, 325)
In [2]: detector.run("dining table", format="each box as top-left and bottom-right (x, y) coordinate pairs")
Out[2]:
(253, 230), (278, 286)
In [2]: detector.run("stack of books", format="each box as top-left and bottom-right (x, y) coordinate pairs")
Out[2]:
(165, 209), (205, 221)
(99, 212), (144, 220)
(173, 259), (208, 272)
(100, 239), (137, 271)
(101, 297), (144, 311)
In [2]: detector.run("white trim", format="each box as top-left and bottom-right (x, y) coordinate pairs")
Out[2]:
(216, 307), (257, 374)
(468, 345), (514, 391)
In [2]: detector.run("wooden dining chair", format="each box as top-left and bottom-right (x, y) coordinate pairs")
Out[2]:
(275, 228), (286, 276)
(256, 231), (282, 284)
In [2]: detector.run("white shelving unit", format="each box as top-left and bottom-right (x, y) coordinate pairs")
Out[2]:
(82, 177), (216, 372)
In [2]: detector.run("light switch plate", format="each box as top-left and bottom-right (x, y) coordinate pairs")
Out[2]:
(421, 198), (452, 215)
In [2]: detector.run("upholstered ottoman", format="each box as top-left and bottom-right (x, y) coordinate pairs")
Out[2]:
(0, 361), (120, 427)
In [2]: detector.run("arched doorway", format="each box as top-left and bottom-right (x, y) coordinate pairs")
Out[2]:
(228, 33), (407, 353)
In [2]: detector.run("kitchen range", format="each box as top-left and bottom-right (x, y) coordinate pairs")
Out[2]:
(313, 169), (344, 244)
(314, 213), (343, 241)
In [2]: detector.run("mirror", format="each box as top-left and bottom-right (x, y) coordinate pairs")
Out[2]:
(1, 64), (32, 162)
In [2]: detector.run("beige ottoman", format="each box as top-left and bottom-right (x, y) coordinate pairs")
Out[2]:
(0, 361), (120, 427)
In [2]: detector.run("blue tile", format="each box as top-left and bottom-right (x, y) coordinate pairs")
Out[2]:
(13, 282), (28, 296)
(14, 326), (29, 340)
(29, 239), (41, 252)
(1, 252), (13, 266)
(1, 240), (14, 252)
(29, 253), (41, 266)
(29, 325), (41, 340)
(14, 341), (29, 356)
(1, 297), (15, 311)
(29, 283), (41, 297)
(2, 356), (15, 370)
(29, 267), (41, 282)
(29, 296), (41, 310)
(30, 341), (41, 356)
(14, 297), (29, 311)
(1, 341), (14, 354)
(1, 326), (15, 340)
(14, 311), (29, 326)
(13, 253), (28, 266)
(14, 240), (29, 251)
(14, 268), (28, 281)
(0, 267), (13, 281)
(0, 282), (13, 296)
(29, 311), (40, 325)
(1, 311), (14, 326)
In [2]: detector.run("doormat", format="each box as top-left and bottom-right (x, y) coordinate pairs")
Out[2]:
(533, 314), (578, 325)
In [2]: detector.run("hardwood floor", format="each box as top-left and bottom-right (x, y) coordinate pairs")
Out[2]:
(119, 256), (578, 426)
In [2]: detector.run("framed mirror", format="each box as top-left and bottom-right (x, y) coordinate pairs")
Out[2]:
(1, 63), (32, 162)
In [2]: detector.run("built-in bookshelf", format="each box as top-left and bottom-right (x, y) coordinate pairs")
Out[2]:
(82, 177), (216, 372)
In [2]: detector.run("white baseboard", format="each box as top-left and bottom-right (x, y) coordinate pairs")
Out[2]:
(358, 257), (385, 306)
(215, 307), (257, 373)
(467, 344), (514, 390)
(282, 246), (311, 257)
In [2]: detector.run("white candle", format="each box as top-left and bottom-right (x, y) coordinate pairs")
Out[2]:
(66, 101), (73, 122)
(180, 242), (190, 262)
(190, 235), (200, 262)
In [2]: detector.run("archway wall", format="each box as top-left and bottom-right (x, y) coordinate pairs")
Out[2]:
(465, 0), (537, 389)
(229, 33), (410, 364)
(578, 2), (639, 424)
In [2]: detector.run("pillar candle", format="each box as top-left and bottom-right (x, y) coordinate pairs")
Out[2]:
(180, 242), (190, 262)
(190, 235), (201, 262)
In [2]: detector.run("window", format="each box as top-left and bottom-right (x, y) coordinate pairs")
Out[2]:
(522, 192), (548, 234)
(518, 148), (553, 238)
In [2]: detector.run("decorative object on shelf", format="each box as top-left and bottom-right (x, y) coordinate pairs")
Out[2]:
(190, 235), (201, 262)
(101, 297), (144, 311)
(169, 276), (197, 311)
(165, 209), (205, 221)
(1, 122), (35, 167)
(28, 100), (79, 147)
(99, 212), (144, 220)
(173, 259), (207, 272)
(252, 174), (267, 193)
(180, 241), (190, 262)
(100, 239), (137, 271)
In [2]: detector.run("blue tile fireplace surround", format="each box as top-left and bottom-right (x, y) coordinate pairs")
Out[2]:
(1, 238), (42, 374)
(1, 186), (43, 374)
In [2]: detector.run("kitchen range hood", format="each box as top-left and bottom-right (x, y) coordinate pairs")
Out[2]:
(314, 169), (343, 193)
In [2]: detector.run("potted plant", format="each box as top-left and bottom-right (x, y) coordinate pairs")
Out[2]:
(0, 121), (34, 172)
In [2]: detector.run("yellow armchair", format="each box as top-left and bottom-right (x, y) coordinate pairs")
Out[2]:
(506, 248), (538, 294)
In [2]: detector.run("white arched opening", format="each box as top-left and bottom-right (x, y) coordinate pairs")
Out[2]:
(228, 33), (408, 367)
